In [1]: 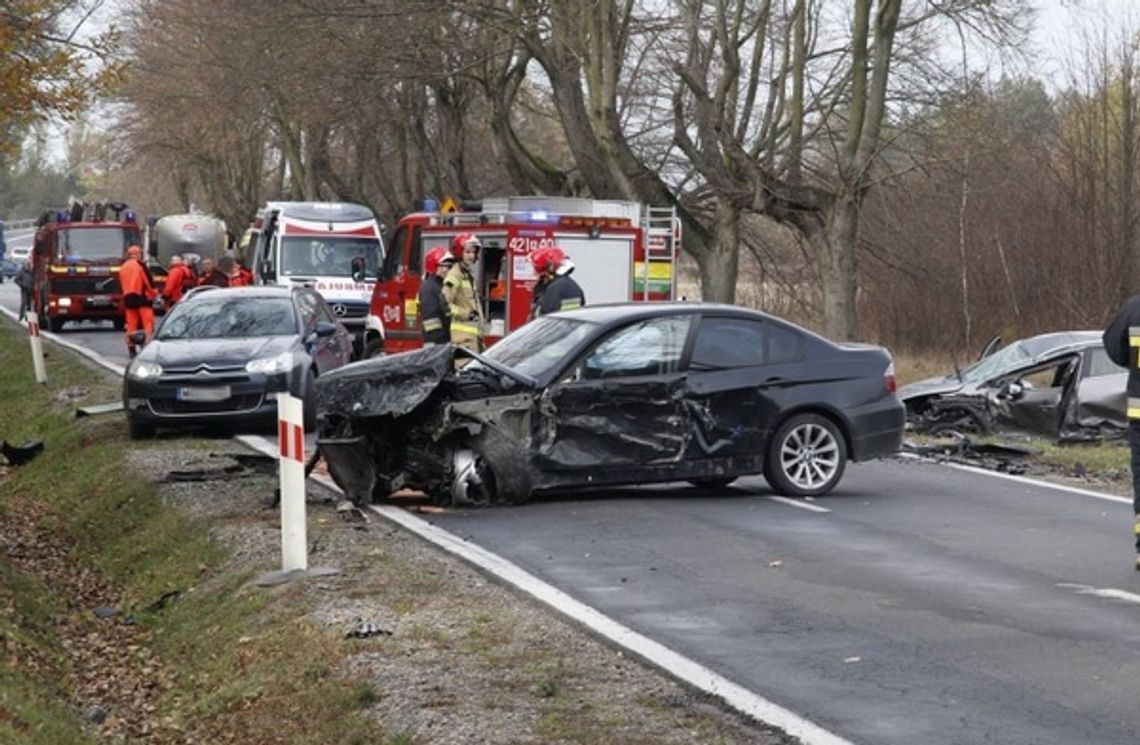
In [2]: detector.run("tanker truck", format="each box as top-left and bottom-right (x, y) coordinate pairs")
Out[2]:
(147, 212), (229, 268)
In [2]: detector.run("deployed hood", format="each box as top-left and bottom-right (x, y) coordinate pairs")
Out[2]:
(144, 335), (296, 368)
(897, 374), (964, 402)
(318, 343), (456, 420)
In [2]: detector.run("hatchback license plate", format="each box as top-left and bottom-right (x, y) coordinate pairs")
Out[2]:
(177, 386), (231, 402)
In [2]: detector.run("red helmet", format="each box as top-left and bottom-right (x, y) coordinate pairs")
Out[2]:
(425, 245), (455, 274)
(530, 246), (566, 275)
(450, 232), (482, 259)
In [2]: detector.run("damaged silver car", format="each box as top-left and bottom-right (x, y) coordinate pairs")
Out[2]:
(898, 331), (1127, 441)
(315, 303), (904, 507)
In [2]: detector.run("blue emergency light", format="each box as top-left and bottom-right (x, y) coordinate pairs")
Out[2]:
(124, 211), (136, 222)
(529, 210), (549, 222)
(422, 198), (438, 212)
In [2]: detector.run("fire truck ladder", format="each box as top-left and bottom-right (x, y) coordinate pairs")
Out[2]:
(641, 205), (681, 300)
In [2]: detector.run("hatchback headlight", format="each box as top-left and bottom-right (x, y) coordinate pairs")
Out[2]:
(128, 360), (163, 380)
(246, 352), (293, 375)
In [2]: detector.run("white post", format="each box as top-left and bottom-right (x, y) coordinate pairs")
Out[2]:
(277, 393), (308, 572)
(27, 312), (47, 384)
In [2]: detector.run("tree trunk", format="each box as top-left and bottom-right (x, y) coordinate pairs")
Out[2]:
(695, 198), (740, 303)
(811, 196), (860, 341)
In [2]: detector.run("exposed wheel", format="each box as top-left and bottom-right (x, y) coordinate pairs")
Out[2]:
(362, 337), (384, 359)
(687, 477), (738, 490)
(128, 418), (156, 440)
(764, 413), (846, 497)
(49, 317), (66, 332)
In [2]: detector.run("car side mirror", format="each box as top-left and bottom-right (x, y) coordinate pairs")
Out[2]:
(313, 321), (337, 338)
(129, 330), (147, 347)
(1002, 381), (1024, 400)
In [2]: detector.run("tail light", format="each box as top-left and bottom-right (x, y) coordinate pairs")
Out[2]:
(884, 361), (897, 394)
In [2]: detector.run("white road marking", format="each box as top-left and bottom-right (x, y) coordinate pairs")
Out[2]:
(899, 452), (1132, 506)
(236, 432), (854, 745)
(1057, 583), (1140, 605)
(768, 495), (831, 513)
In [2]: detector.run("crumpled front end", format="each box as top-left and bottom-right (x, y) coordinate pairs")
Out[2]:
(316, 345), (535, 506)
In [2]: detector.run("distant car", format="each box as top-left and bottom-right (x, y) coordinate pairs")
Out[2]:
(897, 331), (1126, 441)
(0, 258), (17, 279)
(122, 285), (354, 438)
(316, 303), (905, 506)
(8, 245), (30, 263)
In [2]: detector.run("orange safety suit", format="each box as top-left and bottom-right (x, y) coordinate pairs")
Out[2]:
(120, 257), (157, 355)
(229, 266), (254, 287)
(161, 263), (195, 304)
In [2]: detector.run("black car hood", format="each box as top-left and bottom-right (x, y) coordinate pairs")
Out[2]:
(143, 335), (297, 368)
(897, 375), (964, 402)
(318, 343), (457, 420)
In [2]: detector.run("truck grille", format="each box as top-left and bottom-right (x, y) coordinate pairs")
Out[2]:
(51, 277), (120, 295)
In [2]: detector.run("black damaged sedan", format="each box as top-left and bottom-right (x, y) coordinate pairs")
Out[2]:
(317, 303), (904, 506)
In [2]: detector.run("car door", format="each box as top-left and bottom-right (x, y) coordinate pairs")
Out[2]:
(295, 290), (343, 373)
(684, 315), (804, 460)
(537, 314), (695, 469)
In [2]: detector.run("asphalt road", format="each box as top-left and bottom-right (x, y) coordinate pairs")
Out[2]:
(4, 272), (1140, 744)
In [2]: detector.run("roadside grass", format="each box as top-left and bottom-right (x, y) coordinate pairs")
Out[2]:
(978, 434), (1129, 476)
(0, 322), (383, 743)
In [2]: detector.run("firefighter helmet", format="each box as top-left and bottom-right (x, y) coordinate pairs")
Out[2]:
(530, 246), (567, 275)
(126, 245), (143, 258)
(425, 245), (455, 274)
(450, 232), (482, 259)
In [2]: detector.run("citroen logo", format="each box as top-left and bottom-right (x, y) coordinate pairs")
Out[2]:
(331, 303), (348, 317)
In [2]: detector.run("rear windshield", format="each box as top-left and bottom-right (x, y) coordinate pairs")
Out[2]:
(157, 296), (297, 339)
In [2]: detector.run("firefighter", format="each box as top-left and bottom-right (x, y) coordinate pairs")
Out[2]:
(442, 232), (485, 352)
(1104, 296), (1140, 569)
(160, 254), (195, 306)
(120, 245), (157, 357)
(418, 246), (455, 346)
(229, 257), (254, 286)
(530, 246), (585, 318)
(198, 257), (230, 287)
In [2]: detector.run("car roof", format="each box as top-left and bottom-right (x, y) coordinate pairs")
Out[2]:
(1015, 331), (1103, 357)
(184, 286), (299, 301)
(548, 302), (783, 326)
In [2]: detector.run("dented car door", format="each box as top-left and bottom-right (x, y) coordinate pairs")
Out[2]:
(537, 315), (694, 468)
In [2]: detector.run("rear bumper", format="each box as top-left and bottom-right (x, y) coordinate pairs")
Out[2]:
(847, 398), (906, 461)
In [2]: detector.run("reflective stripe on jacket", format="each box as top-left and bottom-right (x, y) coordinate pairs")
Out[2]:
(442, 264), (483, 340)
(417, 274), (450, 345)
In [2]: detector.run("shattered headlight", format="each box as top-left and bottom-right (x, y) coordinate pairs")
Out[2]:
(246, 352), (293, 375)
(128, 360), (163, 380)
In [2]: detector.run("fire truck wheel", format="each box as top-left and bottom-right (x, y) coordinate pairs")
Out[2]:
(362, 337), (384, 360)
(49, 317), (66, 333)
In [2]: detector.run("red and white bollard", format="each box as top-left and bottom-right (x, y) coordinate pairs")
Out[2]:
(277, 393), (308, 572)
(26, 312), (47, 384)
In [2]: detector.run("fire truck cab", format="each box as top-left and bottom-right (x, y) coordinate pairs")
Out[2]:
(32, 202), (144, 332)
(367, 196), (679, 355)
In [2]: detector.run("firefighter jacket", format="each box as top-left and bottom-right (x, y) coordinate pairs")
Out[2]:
(534, 274), (585, 317)
(161, 264), (195, 303)
(442, 263), (483, 342)
(1104, 294), (1140, 417)
(230, 266), (254, 287)
(120, 258), (157, 309)
(418, 274), (451, 345)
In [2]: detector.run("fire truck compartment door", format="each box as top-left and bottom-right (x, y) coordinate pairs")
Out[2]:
(552, 236), (632, 305)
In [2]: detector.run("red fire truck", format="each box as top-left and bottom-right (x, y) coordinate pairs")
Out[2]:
(365, 196), (680, 355)
(32, 202), (150, 332)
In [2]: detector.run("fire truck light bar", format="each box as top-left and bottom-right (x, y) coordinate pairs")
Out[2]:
(559, 216), (632, 228)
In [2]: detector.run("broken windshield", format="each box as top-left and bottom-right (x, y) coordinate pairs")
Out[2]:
(959, 342), (1033, 384)
(479, 316), (596, 378)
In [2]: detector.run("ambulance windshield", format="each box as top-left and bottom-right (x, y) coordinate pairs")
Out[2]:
(280, 236), (383, 278)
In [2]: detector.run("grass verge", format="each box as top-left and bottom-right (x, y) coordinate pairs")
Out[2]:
(0, 320), (384, 743)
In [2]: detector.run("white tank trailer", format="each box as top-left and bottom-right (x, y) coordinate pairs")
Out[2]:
(148, 213), (228, 268)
